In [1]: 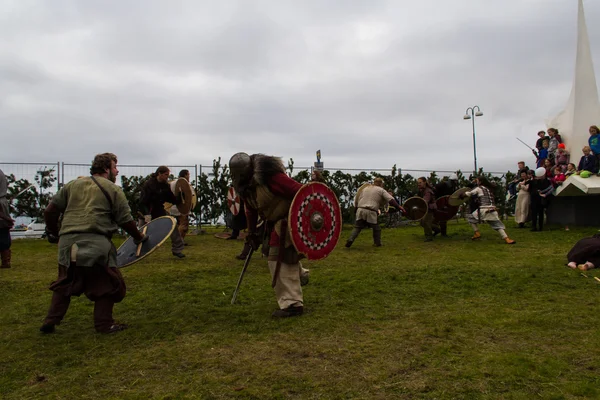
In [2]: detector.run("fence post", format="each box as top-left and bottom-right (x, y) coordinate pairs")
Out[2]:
(56, 162), (60, 190)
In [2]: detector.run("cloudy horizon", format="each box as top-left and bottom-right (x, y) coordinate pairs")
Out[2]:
(1, 0), (599, 175)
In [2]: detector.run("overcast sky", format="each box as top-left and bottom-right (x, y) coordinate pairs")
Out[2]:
(1, 0), (599, 174)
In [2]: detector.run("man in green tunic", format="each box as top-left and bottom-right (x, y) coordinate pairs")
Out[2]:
(40, 153), (147, 334)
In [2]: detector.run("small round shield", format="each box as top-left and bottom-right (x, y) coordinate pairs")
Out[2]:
(117, 216), (176, 268)
(403, 197), (428, 221)
(433, 195), (459, 222)
(227, 187), (241, 216)
(448, 187), (470, 207)
(288, 182), (342, 260)
(174, 178), (194, 215)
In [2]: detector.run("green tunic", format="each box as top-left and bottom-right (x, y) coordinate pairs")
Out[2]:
(51, 176), (133, 267)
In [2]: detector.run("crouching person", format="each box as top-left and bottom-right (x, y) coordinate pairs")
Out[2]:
(40, 153), (147, 334)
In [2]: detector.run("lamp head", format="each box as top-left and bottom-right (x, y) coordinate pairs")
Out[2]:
(463, 114), (471, 120)
(475, 111), (483, 117)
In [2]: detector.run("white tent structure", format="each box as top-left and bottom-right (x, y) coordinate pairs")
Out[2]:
(547, 0), (600, 226)
(546, 0), (600, 156)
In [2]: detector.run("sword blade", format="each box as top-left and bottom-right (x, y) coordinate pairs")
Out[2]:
(231, 247), (254, 305)
(515, 137), (534, 151)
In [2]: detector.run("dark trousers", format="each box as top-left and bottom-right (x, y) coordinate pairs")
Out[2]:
(348, 219), (382, 245)
(45, 292), (115, 332)
(530, 200), (545, 230)
(43, 264), (126, 332)
(438, 220), (447, 235)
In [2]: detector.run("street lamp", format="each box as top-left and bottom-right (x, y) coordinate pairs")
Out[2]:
(463, 106), (483, 174)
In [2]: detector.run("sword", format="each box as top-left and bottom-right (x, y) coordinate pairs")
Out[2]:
(231, 247), (254, 305)
(516, 137), (535, 151)
(11, 184), (35, 200)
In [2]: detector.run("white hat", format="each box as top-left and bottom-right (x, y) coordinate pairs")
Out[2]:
(535, 167), (546, 178)
(449, 173), (458, 181)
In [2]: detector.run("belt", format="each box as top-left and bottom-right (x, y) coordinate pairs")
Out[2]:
(358, 206), (378, 212)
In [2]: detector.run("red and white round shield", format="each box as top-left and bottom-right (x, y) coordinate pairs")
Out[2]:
(288, 182), (342, 260)
(227, 187), (241, 216)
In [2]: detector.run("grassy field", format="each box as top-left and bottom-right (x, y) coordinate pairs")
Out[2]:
(1, 221), (600, 399)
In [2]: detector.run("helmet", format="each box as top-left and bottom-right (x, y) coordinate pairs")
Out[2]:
(558, 143), (566, 149)
(535, 167), (546, 178)
(449, 173), (458, 181)
(229, 153), (253, 191)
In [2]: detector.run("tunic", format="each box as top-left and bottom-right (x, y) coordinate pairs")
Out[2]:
(355, 186), (393, 224)
(0, 169), (12, 229)
(140, 177), (178, 219)
(51, 176), (133, 267)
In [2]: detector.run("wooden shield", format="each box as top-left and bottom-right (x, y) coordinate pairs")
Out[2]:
(175, 178), (194, 215)
(116, 216), (176, 268)
(403, 197), (428, 221)
(433, 195), (459, 222)
(448, 187), (470, 207)
(227, 187), (241, 216)
(289, 182), (342, 260)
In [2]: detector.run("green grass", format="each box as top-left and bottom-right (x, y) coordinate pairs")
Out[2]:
(2, 221), (600, 399)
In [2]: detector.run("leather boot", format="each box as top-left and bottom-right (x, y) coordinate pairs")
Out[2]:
(373, 228), (382, 247)
(236, 242), (251, 260)
(0, 249), (11, 268)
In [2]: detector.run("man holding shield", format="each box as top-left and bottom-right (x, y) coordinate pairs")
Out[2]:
(229, 153), (309, 318)
(140, 166), (185, 258)
(40, 153), (147, 334)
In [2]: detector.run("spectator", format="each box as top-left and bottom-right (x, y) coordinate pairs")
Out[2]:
(551, 166), (566, 186)
(543, 158), (554, 178)
(576, 146), (599, 174)
(507, 161), (529, 198)
(565, 163), (577, 176)
(534, 139), (550, 168)
(589, 125), (600, 168)
(514, 171), (531, 229)
(528, 167), (552, 232)
(547, 128), (561, 161)
(535, 130), (549, 152)
(554, 143), (570, 172)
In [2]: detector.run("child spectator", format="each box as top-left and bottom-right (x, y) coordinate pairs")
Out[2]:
(551, 166), (566, 186)
(543, 158), (554, 178)
(565, 163), (577, 176)
(554, 143), (570, 172)
(534, 139), (549, 168)
(589, 125), (600, 168)
(577, 146), (599, 174)
(547, 128), (561, 161)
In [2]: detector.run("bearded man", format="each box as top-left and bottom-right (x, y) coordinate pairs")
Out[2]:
(140, 166), (185, 258)
(40, 153), (148, 334)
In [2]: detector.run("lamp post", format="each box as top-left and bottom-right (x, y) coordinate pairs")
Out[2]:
(463, 106), (483, 174)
